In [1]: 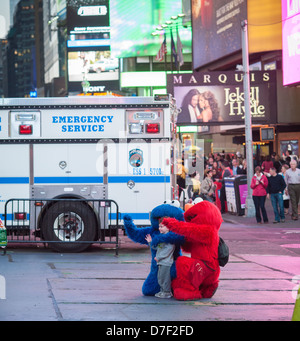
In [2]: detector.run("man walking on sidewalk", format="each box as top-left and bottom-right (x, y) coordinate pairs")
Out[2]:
(267, 167), (286, 223)
(285, 159), (300, 220)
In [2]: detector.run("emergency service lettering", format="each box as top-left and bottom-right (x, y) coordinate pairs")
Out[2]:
(52, 115), (113, 132)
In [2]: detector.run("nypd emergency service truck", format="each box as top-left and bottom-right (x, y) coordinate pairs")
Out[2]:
(0, 95), (177, 252)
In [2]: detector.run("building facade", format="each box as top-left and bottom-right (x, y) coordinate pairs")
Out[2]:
(7, 0), (36, 97)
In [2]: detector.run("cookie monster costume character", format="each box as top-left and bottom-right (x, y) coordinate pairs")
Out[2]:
(163, 200), (223, 300)
(123, 201), (185, 296)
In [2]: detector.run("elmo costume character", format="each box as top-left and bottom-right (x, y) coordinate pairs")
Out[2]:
(123, 201), (185, 296)
(163, 200), (223, 300)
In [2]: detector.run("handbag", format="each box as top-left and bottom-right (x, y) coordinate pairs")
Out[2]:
(218, 237), (229, 267)
(199, 193), (215, 202)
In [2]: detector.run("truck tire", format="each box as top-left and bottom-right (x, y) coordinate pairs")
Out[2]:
(41, 201), (97, 252)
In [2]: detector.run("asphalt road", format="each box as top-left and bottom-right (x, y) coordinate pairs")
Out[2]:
(0, 210), (299, 322)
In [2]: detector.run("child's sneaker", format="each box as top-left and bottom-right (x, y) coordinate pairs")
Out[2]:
(155, 291), (173, 298)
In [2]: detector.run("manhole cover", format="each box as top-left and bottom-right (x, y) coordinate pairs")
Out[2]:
(281, 244), (300, 249)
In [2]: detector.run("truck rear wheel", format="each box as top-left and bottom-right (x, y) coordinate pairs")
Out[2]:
(41, 201), (97, 252)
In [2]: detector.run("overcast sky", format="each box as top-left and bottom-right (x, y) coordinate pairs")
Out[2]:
(0, 0), (10, 39)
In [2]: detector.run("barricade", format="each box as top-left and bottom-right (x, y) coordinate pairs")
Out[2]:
(4, 198), (120, 254)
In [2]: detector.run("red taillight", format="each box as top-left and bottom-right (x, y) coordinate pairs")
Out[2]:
(14, 213), (27, 220)
(19, 125), (33, 135)
(146, 123), (160, 133)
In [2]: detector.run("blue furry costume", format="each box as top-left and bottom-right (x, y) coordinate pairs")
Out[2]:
(123, 202), (185, 296)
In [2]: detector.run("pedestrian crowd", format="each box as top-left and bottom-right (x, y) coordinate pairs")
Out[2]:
(176, 150), (300, 224)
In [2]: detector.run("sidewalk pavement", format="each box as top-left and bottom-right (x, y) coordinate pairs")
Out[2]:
(0, 199), (299, 321)
(222, 196), (300, 228)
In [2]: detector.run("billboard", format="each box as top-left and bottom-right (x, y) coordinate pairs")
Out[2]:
(67, 0), (110, 35)
(282, 0), (300, 86)
(192, 0), (247, 69)
(248, 0), (282, 54)
(280, 140), (299, 157)
(67, 0), (119, 94)
(68, 51), (118, 82)
(167, 71), (277, 125)
(110, 0), (191, 58)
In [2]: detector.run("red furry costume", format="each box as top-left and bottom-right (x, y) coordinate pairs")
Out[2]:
(163, 201), (222, 300)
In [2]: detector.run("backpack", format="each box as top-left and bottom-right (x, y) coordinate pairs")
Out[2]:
(218, 237), (229, 267)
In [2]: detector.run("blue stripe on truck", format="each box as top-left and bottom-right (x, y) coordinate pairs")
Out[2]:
(0, 176), (170, 185)
(0, 177), (29, 184)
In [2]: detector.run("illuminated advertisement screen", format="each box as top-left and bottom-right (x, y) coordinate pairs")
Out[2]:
(282, 0), (300, 86)
(167, 71), (277, 125)
(192, 0), (247, 69)
(110, 0), (191, 58)
(280, 140), (299, 156)
(67, 0), (119, 93)
(248, 0), (282, 54)
(67, 0), (110, 35)
(68, 50), (119, 82)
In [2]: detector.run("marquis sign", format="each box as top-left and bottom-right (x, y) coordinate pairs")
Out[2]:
(167, 71), (277, 125)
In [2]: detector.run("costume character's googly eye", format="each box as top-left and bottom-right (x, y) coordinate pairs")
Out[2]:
(163, 200), (172, 205)
(193, 197), (204, 205)
(170, 200), (180, 208)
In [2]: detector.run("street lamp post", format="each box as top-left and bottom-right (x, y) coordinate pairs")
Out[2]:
(241, 20), (255, 217)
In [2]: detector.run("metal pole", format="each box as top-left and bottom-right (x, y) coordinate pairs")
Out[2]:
(241, 20), (255, 217)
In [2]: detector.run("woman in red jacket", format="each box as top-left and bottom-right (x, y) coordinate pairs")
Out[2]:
(251, 166), (269, 224)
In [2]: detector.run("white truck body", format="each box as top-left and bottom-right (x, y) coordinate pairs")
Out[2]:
(0, 95), (176, 251)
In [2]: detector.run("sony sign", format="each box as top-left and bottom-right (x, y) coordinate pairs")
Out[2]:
(87, 85), (106, 93)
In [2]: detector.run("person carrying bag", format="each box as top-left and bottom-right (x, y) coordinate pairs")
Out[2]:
(201, 169), (216, 202)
